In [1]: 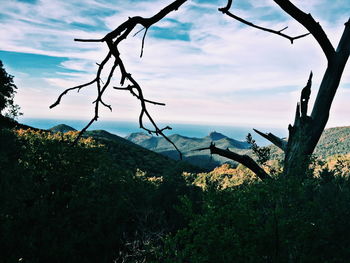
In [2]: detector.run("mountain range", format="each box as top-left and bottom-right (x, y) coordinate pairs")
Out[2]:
(125, 131), (250, 170)
(126, 126), (350, 169)
(48, 124), (202, 175)
(47, 123), (350, 171)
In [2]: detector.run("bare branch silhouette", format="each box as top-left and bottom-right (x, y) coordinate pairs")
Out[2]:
(219, 1), (310, 44)
(50, 0), (188, 158)
(253, 129), (287, 152)
(273, 0), (336, 61)
(196, 142), (271, 181)
(212, 2), (349, 178)
(50, 0), (349, 175)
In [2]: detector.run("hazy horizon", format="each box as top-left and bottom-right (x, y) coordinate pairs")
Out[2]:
(19, 117), (290, 145)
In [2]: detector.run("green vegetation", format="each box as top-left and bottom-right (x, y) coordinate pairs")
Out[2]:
(83, 129), (202, 177)
(0, 127), (202, 262)
(0, 61), (22, 119)
(2, 109), (350, 262)
(269, 126), (350, 161)
(2, 27), (349, 260)
(2, 122), (350, 262)
(127, 127), (350, 172)
(315, 126), (350, 158)
(159, 173), (350, 263)
(2, 0), (348, 259)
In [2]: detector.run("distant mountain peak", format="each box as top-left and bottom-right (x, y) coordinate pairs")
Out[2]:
(208, 131), (227, 141)
(49, 124), (76, 133)
(125, 132), (152, 140)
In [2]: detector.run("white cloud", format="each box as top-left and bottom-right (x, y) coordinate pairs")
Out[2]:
(0, 0), (349, 129)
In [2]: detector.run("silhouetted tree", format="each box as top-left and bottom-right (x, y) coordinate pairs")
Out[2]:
(0, 61), (22, 119)
(51, 0), (350, 178)
(211, 0), (350, 178)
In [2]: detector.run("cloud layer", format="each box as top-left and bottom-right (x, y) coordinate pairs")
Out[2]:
(0, 0), (349, 129)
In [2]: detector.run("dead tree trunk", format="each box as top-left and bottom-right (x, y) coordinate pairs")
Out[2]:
(284, 20), (350, 177)
(206, 1), (350, 179)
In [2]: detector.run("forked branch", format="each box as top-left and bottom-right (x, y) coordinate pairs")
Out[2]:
(219, 0), (310, 44)
(273, 0), (335, 61)
(197, 143), (271, 181)
(253, 129), (287, 152)
(50, 0), (188, 158)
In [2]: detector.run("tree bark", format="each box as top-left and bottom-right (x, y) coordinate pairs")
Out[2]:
(284, 19), (350, 177)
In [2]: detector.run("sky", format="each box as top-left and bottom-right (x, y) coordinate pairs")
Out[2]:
(0, 0), (349, 131)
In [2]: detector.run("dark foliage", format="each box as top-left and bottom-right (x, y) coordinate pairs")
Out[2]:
(0, 128), (201, 263)
(159, 173), (350, 263)
(246, 133), (271, 165)
(0, 61), (21, 118)
(1, 124), (350, 262)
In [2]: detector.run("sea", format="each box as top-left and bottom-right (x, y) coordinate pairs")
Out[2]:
(19, 118), (287, 146)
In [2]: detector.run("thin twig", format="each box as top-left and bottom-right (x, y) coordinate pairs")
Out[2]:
(50, 79), (96, 109)
(273, 0), (335, 60)
(219, 5), (310, 44)
(140, 27), (149, 57)
(133, 27), (146, 37)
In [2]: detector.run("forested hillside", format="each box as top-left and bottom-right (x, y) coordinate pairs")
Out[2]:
(315, 126), (350, 157)
(2, 0), (349, 260)
(126, 127), (350, 170)
(46, 123), (350, 172)
(2, 116), (350, 262)
(0, 123), (202, 262)
(126, 131), (250, 170)
(269, 126), (350, 161)
(49, 124), (202, 177)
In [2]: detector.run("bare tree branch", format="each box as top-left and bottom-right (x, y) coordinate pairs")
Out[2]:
(273, 0), (335, 61)
(50, 0), (188, 158)
(196, 143), (271, 181)
(50, 0), (349, 177)
(253, 129), (287, 152)
(219, 4), (309, 44)
(140, 27), (149, 57)
(220, 0), (348, 177)
(311, 19), (350, 123)
(49, 79), (96, 109)
(114, 85), (166, 106)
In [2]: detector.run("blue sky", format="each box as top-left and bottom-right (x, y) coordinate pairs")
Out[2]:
(0, 0), (349, 129)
